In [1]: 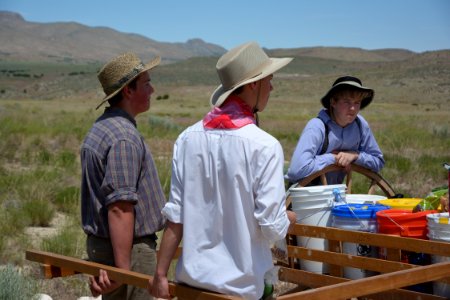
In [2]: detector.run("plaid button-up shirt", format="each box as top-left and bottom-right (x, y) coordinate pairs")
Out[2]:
(81, 107), (166, 238)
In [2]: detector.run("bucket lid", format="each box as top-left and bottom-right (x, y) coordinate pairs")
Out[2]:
(345, 194), (387, 204)
(427, 212), (450, 224)
(289, 184), (346, 196)
(377, 198), (422, 210)
(332, 204), (389, 219)
(376, 209), (437, 223)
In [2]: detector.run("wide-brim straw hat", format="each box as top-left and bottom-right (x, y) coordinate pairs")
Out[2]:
(321, 75), (374, 110)
(210, 41), (293, 107)
(96, 52), (161, 109)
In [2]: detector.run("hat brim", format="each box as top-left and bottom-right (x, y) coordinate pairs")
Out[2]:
(210, 57), (293, 107)
(96, 56), (161, 110)
(321, 81), (374, 110)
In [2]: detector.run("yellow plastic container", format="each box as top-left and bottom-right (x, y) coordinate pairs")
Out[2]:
(377, 198), (422, 211)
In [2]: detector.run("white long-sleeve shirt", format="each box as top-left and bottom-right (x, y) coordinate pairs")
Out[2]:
(162, 120), (291, 299)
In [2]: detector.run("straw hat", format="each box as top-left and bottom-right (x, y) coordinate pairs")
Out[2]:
(210, 42), (293, 107)
(321, 75), (374, 110)
(96, 52), (161, 109)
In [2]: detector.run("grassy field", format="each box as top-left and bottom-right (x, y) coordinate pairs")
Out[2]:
(0, 51), (449, 298)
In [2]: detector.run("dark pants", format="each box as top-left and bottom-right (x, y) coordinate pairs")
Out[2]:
(87, 235), (157, 300)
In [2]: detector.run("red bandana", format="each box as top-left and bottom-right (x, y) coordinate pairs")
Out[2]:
(203, 95), (256, 129)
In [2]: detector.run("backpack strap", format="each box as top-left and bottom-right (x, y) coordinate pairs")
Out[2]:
(317, 117), (329, 155)
(317, 115), (362, 155)
(355, 115), (362, 135)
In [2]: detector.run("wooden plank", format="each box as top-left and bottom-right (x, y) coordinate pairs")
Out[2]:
(26, 249), (240, 300)
(287, 245), (416, 274)
(277, 262), (450, 300)
(42, 264), (79, 278)
(289, 224), (450, 256)
(327, 240), (343, 277)
(278, 267), (446, 300)
(368, 179), (377, 194)
(346, 169), (353, 194)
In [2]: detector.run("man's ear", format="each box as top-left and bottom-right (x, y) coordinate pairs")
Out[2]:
(122, 85), (132, 99)
(248, 80), (259, 90)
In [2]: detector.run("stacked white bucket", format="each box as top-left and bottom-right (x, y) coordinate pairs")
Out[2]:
(427, 212), (450, 298)
(345, 194), (387, 204)
(289, 184), (346, 273)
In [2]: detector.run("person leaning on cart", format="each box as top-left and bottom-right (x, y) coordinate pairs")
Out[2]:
(150, 41), (297, 300)
(285, 76), (385, 186)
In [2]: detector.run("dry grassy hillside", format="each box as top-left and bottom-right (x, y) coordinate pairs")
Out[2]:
(268, 46), (416, 62)
(0, 46), (449, 299)
(0, 11), (226, 63)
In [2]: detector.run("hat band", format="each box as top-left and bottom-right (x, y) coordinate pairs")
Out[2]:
(107, 62), (145, 93)
(222, 59), (271, 90)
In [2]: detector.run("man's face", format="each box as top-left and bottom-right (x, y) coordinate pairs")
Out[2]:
(255, 74), (274, 112)
(331, 94), (362, 127)
(129, 71), (154, 115)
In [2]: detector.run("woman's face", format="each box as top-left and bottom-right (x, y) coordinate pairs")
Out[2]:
(330, 93), (362, 127)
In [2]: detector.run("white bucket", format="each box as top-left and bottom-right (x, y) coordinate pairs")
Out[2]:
(289, 184), (346, 274)
(344, 194), (387, 205)
(331, 204), (389, 279)
(427, 212), (450, 298)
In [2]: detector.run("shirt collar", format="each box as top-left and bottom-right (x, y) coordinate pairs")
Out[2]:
(98, 106), (137, 127)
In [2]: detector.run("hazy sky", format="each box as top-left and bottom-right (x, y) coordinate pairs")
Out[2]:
(2, 0), (449, 52)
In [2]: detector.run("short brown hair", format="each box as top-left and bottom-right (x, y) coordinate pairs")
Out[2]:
(107, 74), (140, 107)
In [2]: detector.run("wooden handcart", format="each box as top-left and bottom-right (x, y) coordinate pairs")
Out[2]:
(26, 165), (450, 299)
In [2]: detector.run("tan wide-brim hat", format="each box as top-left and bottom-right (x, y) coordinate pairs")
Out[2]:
(321, 75), (374, 110)
(210, 41), (293, 107)
(96, 52), (161, 109)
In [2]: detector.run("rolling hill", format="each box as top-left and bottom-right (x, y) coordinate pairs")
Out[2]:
(0, 11), (226, 63)
(0, 10), (449, 104)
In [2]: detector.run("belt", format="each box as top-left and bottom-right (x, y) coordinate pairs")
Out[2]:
(133, 233), (157, 243)
(88, 233), (157, 243)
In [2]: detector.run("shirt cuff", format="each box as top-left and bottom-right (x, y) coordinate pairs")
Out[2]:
(162, 203), (183, 224)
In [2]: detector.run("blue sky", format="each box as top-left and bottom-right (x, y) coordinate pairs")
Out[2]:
(1, 0), (449, 52)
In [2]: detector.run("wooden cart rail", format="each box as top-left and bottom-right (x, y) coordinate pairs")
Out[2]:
(278, 223), (450, 299)
(26, 223), (450, 300)
(26, 249), (239, 300)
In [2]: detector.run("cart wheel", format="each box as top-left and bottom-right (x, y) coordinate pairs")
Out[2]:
(286, 163), (396, 208)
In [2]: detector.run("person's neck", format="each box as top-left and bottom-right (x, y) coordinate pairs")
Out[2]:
(114, 101), (137, 118)
(236, 91), (257, 112)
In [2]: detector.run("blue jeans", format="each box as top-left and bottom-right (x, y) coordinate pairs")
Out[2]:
(87, 235), (157, 300)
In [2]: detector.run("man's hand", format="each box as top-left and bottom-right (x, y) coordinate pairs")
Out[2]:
(286, 210), (297, 225)
(89, 269), (121, 297)
(150, 274), (171, 299)
(334, 151), (358, 170)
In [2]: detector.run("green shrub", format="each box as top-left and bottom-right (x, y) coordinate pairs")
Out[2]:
(0, 207), (28, 237)
(154, 157), (172, 199)
(41, 225), (85, 258)
(385, 154), (412, 174)
(54, 186), (80, 214)
(0, 235), (4, 256)
(0, 264), (38, 299)
(37, 148), (52, 164)
(148, 115), (182, 137)
(23, 199), (55, 227)
(56, 150), (77, 169)
(418, 155), (450, 182)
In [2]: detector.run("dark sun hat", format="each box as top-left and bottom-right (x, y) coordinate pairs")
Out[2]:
(96, 52), (161, 109)
(321, 75), (374, 110)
